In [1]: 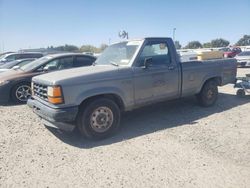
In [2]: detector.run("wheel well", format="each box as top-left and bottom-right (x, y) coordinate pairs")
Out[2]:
(205, 77), (222, 86)
(79, 94), (125, 111)
(10, 81), (31, 96)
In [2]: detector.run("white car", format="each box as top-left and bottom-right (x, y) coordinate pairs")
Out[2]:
(177, 50), (197, 62)
(0, 58), (35, 73)
(235, 51), (250, 67)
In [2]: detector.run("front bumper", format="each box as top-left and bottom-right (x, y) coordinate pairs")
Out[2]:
(0, 83), (12, 103)
(237, 61), (250, 67)
(27, 98), (78, 131)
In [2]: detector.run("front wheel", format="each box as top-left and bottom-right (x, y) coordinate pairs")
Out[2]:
(196, 80), (218, 107)
(11, 82), (32, 103)
(77, 98), (121, 140)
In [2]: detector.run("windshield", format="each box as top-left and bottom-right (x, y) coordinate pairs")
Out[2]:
(0, 60), (18, 69)
(0, 59), (35, 69)
(0, 54), (9, 61)
(20, 56), (52, 71)
(95, 41), (142, 66)
(16, 59), (35, 68)
(237, 51), (250, 56)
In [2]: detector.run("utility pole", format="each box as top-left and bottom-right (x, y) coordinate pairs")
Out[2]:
(2, 42), (5, 53)
(173, 28), (176, 42)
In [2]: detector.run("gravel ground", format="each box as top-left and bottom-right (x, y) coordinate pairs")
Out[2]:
(0, 68), (250, 188)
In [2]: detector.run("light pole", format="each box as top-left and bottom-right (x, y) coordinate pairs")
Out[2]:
(173, 28), (176, 42)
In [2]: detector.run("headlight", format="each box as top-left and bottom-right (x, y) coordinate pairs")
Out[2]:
(0, 80), (10, 86)
(31, 82), (34, 96)
(47, 86), (64, 104)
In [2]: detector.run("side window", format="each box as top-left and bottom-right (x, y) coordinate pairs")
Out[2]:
(5, 54), (16, 61)
(21, 53), (42, 58)
(37, 56), (74, 71)
(19, 54), (28, 59)
(74, 56), (95, 67)
(30, 53), (43, 58)
(138, 41), (171, 66)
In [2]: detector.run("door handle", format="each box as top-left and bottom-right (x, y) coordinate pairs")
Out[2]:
(168, 65), (175, 70)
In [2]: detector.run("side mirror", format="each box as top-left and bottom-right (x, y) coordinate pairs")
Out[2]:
(143, 57), (153, 69)
(43, 65), (57, 72)
(12, 65), (20, 70)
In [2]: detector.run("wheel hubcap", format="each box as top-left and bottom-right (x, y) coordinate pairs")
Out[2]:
(207, 89), (214, 99)
(90, 107), (114, 133)
(16, 85), (31, 102)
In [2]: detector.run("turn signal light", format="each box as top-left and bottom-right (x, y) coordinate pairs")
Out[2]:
(48, 97), (63, 104)
(47, 86), (64, 104)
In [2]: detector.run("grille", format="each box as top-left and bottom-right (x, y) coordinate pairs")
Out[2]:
(33, 82), (48, 101)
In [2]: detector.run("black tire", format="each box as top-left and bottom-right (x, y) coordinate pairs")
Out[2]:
(11, 82), (31, 104)
(196, 80), (218, 107)
(236, 89), (245, 98)
(77, 98), (121, 140)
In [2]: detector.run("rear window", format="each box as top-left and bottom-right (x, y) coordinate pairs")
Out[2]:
(19, 53), (43, 59)
(74, 56), (96, 67)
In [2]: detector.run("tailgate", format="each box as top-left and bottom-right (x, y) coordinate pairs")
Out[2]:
(221, 58), (237, 85)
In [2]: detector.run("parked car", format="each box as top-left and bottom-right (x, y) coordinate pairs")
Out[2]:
(218, 47), (231, 52)
(0, 58), (36, 73)
(27, 37), (237, 140)
(178, 50), (197, 62)
(0, 53), (96, 103)
(0, 52), (43, 64)
(235, 51), (250, 67)
(223, 47), (242, 58)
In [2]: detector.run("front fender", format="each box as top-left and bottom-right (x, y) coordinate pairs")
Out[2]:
(75, 86), (127, 106)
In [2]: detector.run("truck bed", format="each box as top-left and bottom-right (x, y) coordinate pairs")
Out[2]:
(181, 58), (237, 97)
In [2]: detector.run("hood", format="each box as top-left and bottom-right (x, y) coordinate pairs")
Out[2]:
(32, 65), (121, 86)
(0, 69), (36, 81)
(0, 69), (9, 73)
(235, 56), (250, 60)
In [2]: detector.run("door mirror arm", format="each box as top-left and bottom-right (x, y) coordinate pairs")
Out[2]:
(143, 57), (153, 69)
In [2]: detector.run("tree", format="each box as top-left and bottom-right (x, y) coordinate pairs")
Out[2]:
(52, 44), (79, 52)
(99, 44), (108, 52)
(210, 38), (229, 47)
(174, 41), (182, 49)
(185, 41), (202, 49)
(203, 42), (212, 48)
(236, 35), (250, 46)
(80, 45), (98, 53)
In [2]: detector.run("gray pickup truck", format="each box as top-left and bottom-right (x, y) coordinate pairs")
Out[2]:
(28, 37), (237, 139)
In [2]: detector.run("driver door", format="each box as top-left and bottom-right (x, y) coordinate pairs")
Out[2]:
(133, 40), (179, 105)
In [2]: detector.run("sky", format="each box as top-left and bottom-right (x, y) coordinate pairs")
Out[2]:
(0, 0), (250, 52)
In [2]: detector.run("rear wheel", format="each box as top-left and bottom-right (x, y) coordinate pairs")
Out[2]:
(11, 82), (31, 103)
(196, 80), (218, 107)
(236, 89), (245, 98)
(77, 98), (121, 140)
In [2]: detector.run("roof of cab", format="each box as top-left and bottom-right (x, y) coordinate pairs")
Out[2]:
(44, 53), (96, 59)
